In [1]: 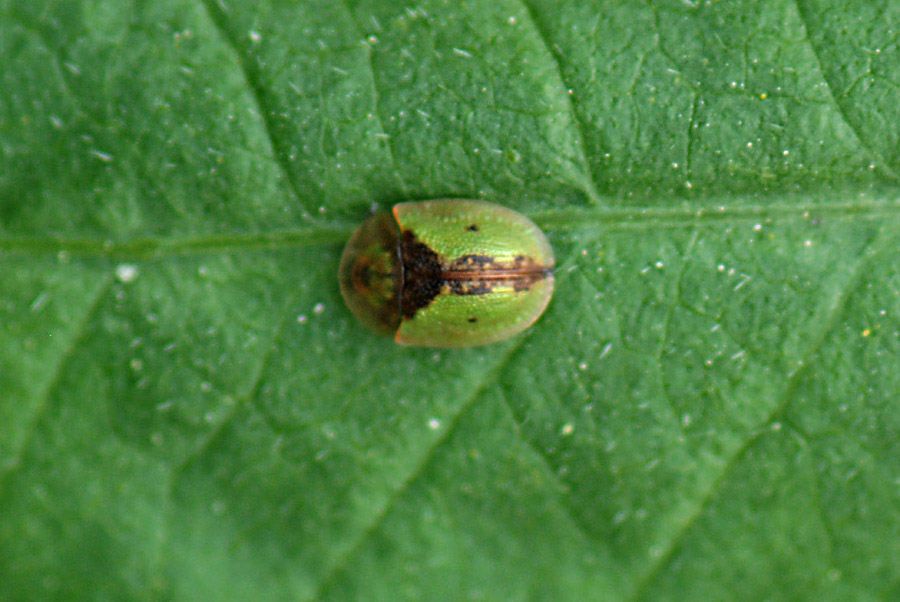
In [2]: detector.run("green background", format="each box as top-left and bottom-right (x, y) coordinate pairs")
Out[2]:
(2, 0), (899, 600)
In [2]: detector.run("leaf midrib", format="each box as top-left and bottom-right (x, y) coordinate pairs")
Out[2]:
(1, 199), (897, 260)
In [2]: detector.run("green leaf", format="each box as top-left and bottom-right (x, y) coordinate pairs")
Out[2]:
(2, 0), (899, 600)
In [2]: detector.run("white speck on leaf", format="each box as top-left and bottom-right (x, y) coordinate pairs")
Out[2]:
(30, 293), (49, 312)
(599, 343), (612, 360)
(90, 149), (114, 162)
(115, 264), (138, 283)
(733, 274), (751, 291)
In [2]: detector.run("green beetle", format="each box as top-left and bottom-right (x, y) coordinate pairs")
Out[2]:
(339, 199), (554, 348)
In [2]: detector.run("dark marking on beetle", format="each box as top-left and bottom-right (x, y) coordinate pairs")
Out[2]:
(437, 252), (554, 297)
(399, 230), (443, 318)
(512, 270), (552, 291)
(466, 223), (479, 232)
(452, 254), (497, 270)
(468, 316), (478, 323)
(398, 232), (554, 319)
(448, 280), (493, 296)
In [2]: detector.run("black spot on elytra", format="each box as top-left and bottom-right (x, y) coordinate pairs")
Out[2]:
(466, 223), (479, 232)
(399, 230), (443, 318)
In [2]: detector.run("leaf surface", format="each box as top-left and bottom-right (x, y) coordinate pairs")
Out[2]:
(1, 1), (899, 600)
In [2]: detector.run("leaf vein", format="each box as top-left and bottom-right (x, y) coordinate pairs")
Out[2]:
(336, 0), (410, 197)
(627, 219), (892, 600)
(157, 261), (314, 581)
(516, 0), (603, 204)
(198, 0), (310, 208)
(0, 273), (112, 491)
(793, 0), (899, 182)
(307, 341), (527, 601)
